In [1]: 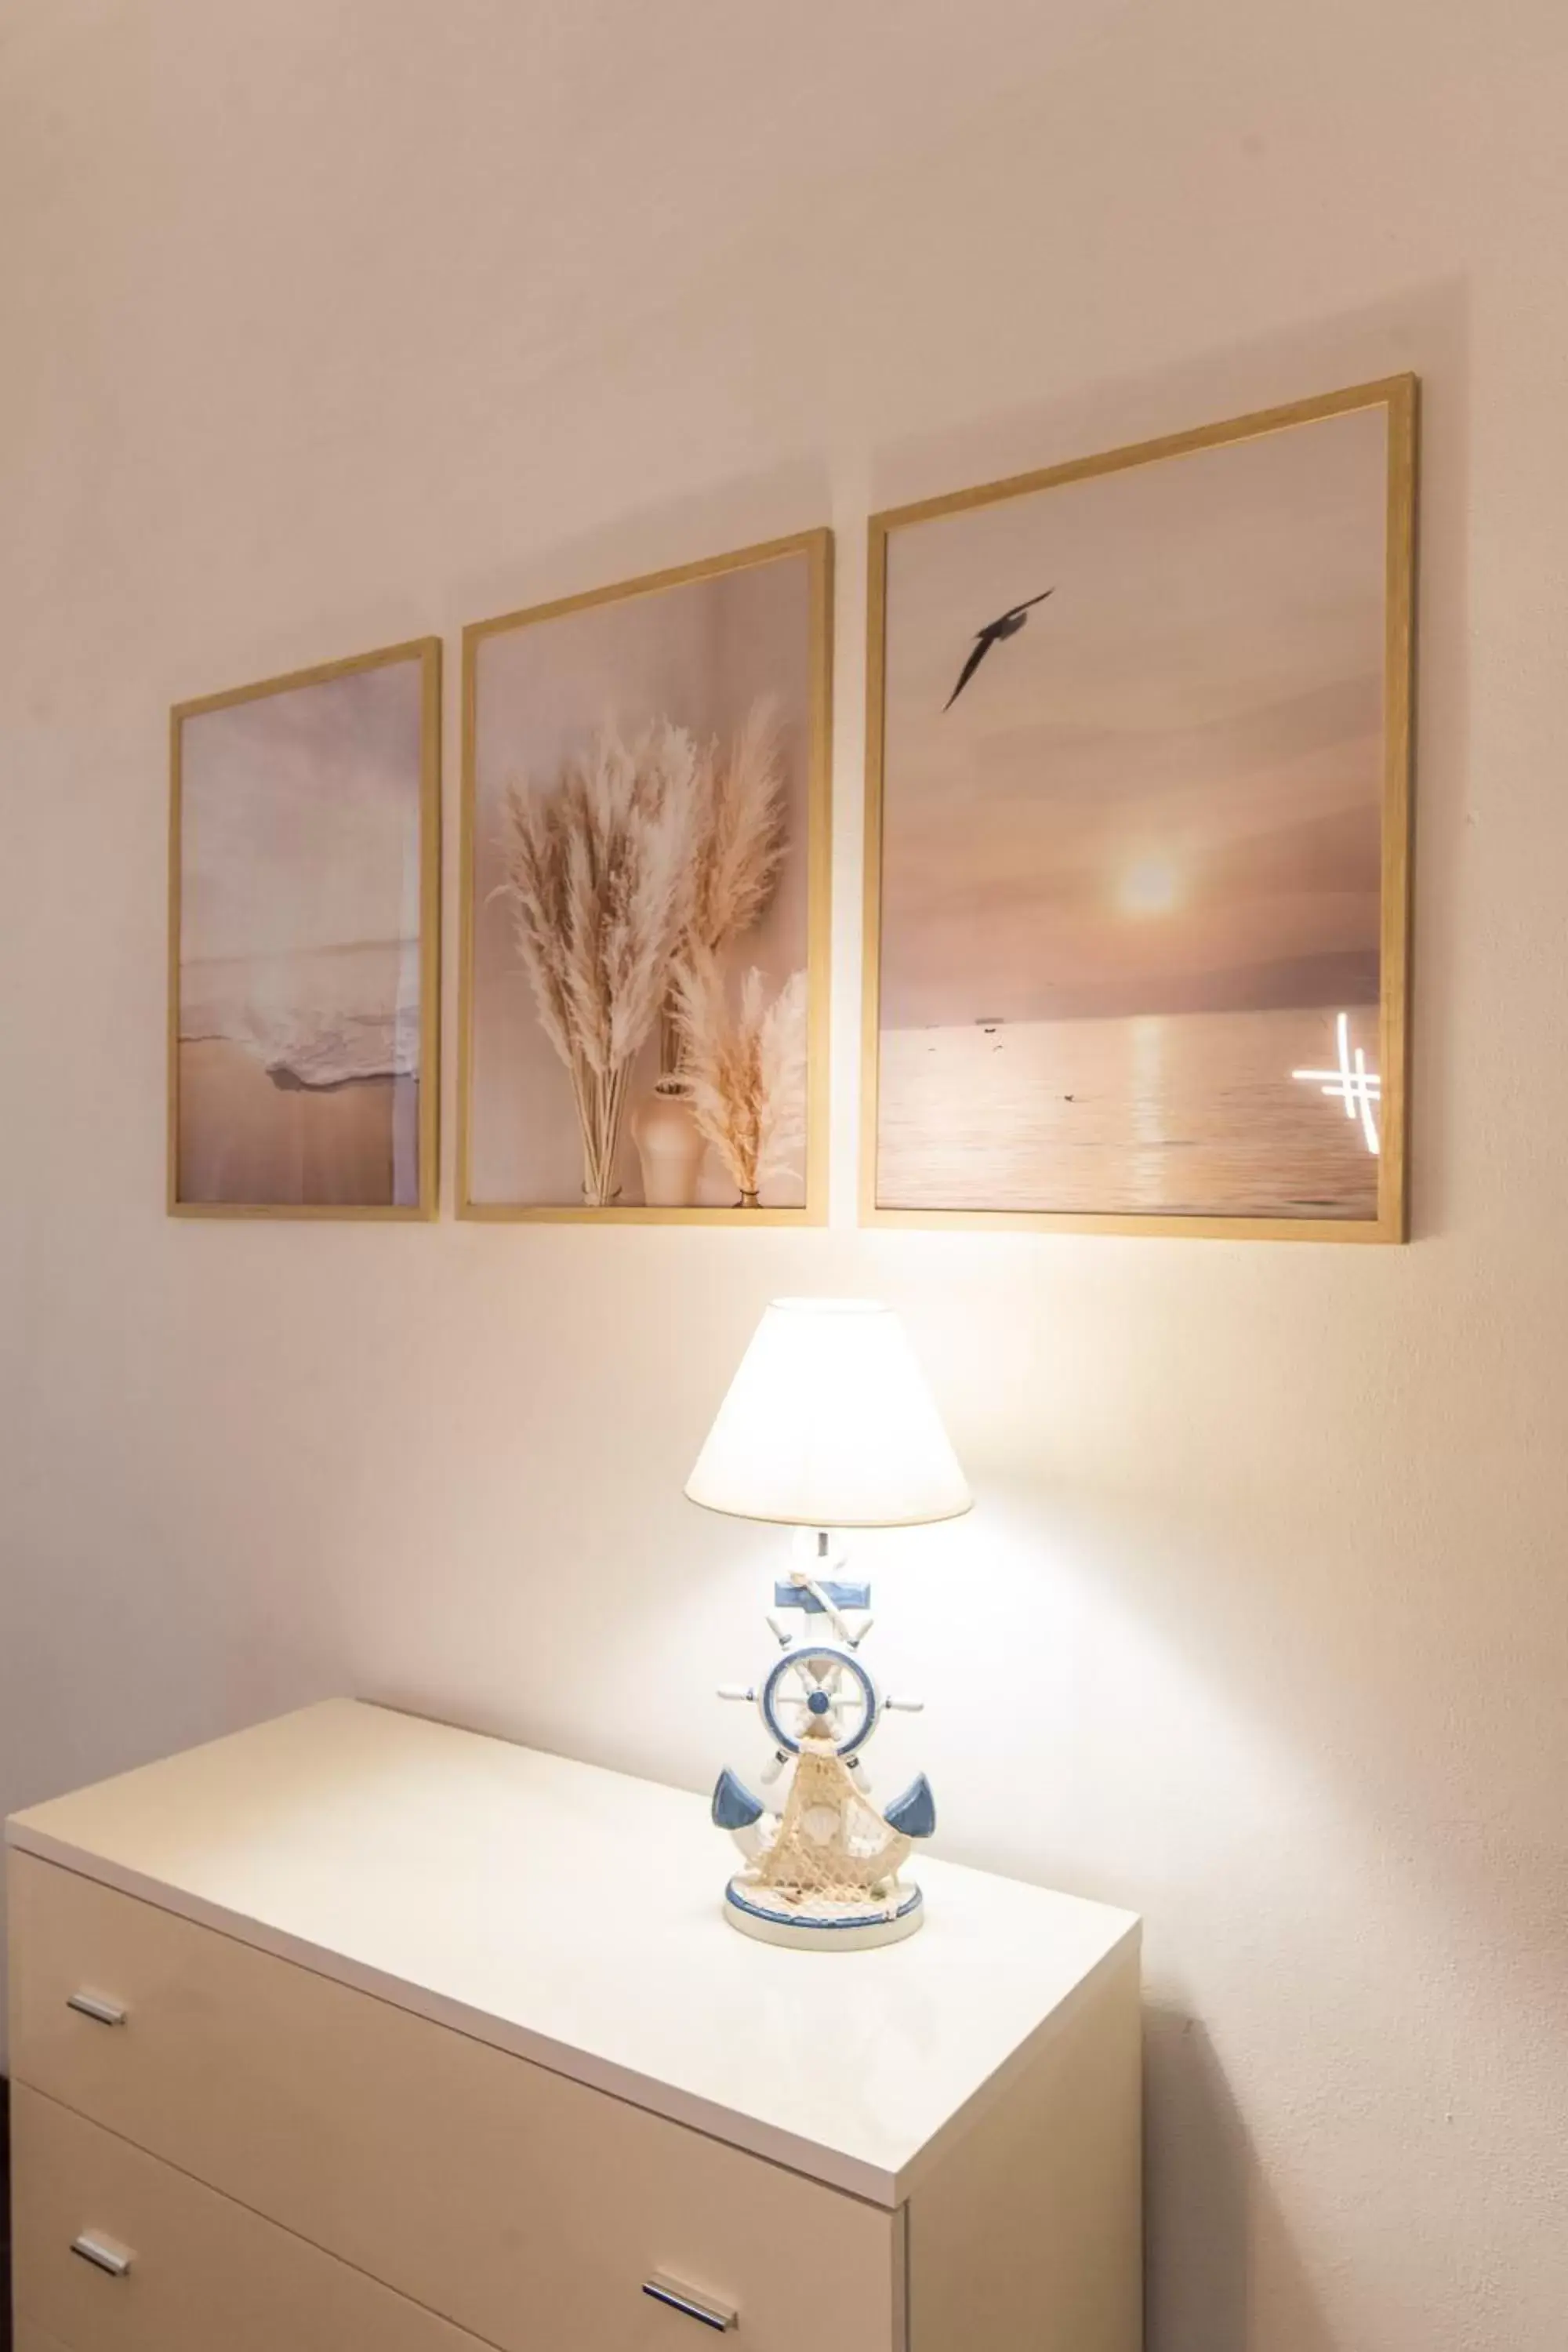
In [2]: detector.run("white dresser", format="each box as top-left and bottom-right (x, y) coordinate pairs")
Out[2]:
(5, 1700), (1142, 2350)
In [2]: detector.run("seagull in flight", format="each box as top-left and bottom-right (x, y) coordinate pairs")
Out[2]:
(944, 589), (1054, 710)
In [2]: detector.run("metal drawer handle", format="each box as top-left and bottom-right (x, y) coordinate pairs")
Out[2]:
(642, 2274), (737, 2332)
(71, 2234), (133, 2278)
(67, 1991), (127, 2027)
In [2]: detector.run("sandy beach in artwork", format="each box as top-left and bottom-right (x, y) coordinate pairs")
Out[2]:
(178, 1041), (416, 1207)
(178, 938), (421, 1207)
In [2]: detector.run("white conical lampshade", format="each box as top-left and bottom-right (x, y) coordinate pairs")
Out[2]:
(685, 1298), (972, 1529)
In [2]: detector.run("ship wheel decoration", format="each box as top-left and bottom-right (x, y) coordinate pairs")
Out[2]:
(711, 1548), (937, 1951)
(759, 1646), (878, 1758)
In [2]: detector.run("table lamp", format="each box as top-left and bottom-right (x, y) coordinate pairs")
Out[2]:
(687, 1298), (971, 1949)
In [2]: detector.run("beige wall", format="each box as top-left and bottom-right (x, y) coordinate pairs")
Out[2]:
(2, 5), (1564, 2348)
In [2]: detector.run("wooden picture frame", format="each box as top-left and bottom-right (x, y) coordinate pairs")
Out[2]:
(459, 531), (833, 1223)
(169, 637), (442, 1220)
(862, 377), (1417, 1241)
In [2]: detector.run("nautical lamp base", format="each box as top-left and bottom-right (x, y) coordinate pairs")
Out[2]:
(712, 1526), (938, 1955)
(723, 1875), (925, 1951)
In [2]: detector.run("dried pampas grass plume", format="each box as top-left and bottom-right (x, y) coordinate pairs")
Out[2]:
(658, 695), (788, 1079)
(501, 717), (699, 1204)
(692, 697), (786, 956)
(673, 950), (808, 1204)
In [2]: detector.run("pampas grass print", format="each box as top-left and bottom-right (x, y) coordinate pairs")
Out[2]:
(500, 695), (800, 1207)
(501, 719), (699, 1203)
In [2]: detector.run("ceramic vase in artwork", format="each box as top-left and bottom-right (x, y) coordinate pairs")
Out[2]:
(632, 1080), (706, 1207)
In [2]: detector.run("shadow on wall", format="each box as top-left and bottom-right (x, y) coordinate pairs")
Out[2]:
(1145, 2010), (1335, 2352)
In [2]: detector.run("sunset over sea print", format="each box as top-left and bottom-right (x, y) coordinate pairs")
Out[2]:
(872, 390), (1411, 1227)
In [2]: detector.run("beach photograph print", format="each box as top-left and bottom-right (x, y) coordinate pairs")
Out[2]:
(461, 532), (830, 1220)
(866, 380), (1414, 1236)
(170, 640), (441, 1217)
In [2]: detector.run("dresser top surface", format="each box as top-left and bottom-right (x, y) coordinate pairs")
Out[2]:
(7, 1699), (1138, 2202)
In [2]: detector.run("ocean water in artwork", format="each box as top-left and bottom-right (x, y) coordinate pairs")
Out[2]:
(878, 1004), (1379, 1218)
(181, 940), (420, 1087)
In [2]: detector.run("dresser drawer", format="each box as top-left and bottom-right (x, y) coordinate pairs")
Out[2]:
(9, 1854), (902, 2351)
(14, 2323), (77, 2352)
(11, 2085), (492, 2352)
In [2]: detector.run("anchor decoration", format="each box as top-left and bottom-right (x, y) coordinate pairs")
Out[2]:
(713, 1547), (935, 1950)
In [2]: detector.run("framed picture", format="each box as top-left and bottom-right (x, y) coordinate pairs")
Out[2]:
(863, 377), (1416, 1241)
(459, 531), (832, 1221)
(169, 638), (441, 1218)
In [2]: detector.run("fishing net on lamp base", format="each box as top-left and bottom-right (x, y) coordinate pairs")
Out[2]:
(724, 1745), (924, 1951)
